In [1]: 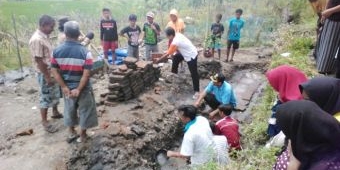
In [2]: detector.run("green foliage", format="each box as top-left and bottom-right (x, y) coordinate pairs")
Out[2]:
(288, 37), (314, 54)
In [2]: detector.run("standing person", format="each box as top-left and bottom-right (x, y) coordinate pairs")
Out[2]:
(29, 15), (62, 133)
(57, 17), (69, 45)
(316, 0), (340, 74)
(226, 9), (245, 62)
(194, 73), (237, 120)
(100, 8), (118, 60)
(142, 11), (161, 61)
(210, 14), (224, 60)
(156, 27), (200, 99)
(51, 21), (98, 143)
(213, 104), (241, 150)
(120, 14), (142, 59)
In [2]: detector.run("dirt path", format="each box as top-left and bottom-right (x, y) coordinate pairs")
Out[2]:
(0, 47), (273, 170)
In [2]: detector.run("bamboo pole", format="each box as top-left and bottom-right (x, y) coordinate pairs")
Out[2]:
(11, 13), (24, 75)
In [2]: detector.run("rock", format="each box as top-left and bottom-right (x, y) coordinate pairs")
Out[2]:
(124, 57), (138, 64)
(121, 126), (137, 140)
(131, 124), (146, 136)
(106, 124), (121, 137)
(118, 64), (128, 72)
(16, 128), (34, 137)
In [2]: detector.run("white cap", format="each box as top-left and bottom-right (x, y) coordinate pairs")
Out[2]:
(146, 11), (155, 18)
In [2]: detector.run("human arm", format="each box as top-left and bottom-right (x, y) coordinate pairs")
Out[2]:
(230, 88), (237, 108)
(154, 23), (161, 35)
(167, 151), (190, 159)
(287, 140), (301, 170)
(322, 5), (340, 18)
(50, 56), (70, 96)
(100, 21), (104, 41)
(119, 27), (129, 40)
(71, 52), (93, 97)
(35, 57), (53, 86)
(194, 91), (207, 107)
(155, 44), (178, 63)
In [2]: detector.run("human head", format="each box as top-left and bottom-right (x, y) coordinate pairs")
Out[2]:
(64, 21), (80, 40)
(102, 8), (111, 19)
(58, 17), (69, 32)
(146, 11), (155, 23)
(170, 9), (178, 22)
(218, 104), (233, 117)
(178, 105), (198, 124)
(210, 73), (225, 87)
(265, 65), (307, 102)
(39, 15), (55, 35)
(235, 9), (243, 19)
(165, 27), (176, 41)
(129, 14), (137, 26)
(216, 14), (222, 23)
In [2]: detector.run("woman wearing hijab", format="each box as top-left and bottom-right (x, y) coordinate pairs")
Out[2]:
(265, 65), (308, 137)
(299, 76), (340, 121)
(276, 100), (340, 170)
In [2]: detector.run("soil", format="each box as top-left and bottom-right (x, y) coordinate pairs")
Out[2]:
(0, 46), (273, 170)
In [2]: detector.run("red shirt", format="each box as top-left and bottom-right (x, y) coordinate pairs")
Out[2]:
(214, 116), (241, 150)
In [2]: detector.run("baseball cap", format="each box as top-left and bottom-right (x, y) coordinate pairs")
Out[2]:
(210, 73), (225, 83)
(129, 14), (137, 21)
(146, 11), (155, 18)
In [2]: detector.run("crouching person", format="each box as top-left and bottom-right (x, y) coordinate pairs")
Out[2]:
(51, 21), (98, 143)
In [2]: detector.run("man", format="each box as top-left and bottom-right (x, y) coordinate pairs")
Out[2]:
(29, 15), (62, 133)
(156, 27), (200, 99)
(51, 21), (98, 143)
(226, 9), (245, 62)
(100, 8), (118, 60)
(120, 14), (142, 59)
(194, 73), (237, 119)
(166, 105), (216, 166)
(210, 14), (224, 59)
(142, 11), (161, 61)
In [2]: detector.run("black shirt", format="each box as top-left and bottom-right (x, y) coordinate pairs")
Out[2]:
(328, 0), (340, 21)
(120, 25), (142, 47)
(211, 23), (224, 38)
(100, 19), (118, 41)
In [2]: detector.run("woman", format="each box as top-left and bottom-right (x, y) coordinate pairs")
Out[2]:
(276, 100), (340, 170)
(265, 65), (308, 137)
(316, 0), (340, 74)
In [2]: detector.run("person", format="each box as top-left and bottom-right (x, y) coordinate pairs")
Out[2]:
(57, 17), (69, 45)
(120, 14), (142, 59)
(265, 65), (307, 138)
(156, 27), (200, 99)
(29, 15), (62, 133)
(142, 11), (161, 61)
(316, 0), (340, 74)
(194, 73), (237, 120)
(210, 14), (224, 60)
(309, 0), (328, 37)
(213, 104), (241, 150)
(166, 105), (216, 166)
(51, 21), (98, 143)
(226, 9), (245, 62)
(299, 76), (340, 118)
(100, 8), (118, 60)
(276, 100), (340, 170)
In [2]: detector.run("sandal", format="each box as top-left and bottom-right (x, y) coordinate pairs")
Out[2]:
(51, 112), (63, 119)
(44, 124), (58, 133)
(76, 131), (95, 143)
(66, 133), (79, 143)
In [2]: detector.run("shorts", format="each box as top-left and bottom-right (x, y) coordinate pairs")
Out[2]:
(227, 40), (240, 49)
(37, 73), (60, 109)
(102, 41), (118, 55)
(128, 45), (139, 59)
(63, 87), (98, 129)
(209, 37), (222, 50)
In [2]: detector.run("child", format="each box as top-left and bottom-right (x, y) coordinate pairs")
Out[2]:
(120, 14), (142, 59)
(100, 8), (118, 60)
(213, 104), (241, 150)
(210, 14), (224, 60)
(226, 9), (245, 62)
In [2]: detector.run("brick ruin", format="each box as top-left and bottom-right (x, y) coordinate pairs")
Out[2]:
(101, 57), (161, 106)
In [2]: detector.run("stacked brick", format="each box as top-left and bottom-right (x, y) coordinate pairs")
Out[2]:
(104, 57), (161, 104)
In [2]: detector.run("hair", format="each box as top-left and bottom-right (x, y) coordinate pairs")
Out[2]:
(178, 105), (198, 120)
(39, 15), (55, 27)
(165, 27), (176, 37)
(129, 14), (137, 21)
(216, 14), (222, 20)
(218, 104), (233, 116)
(64, 21), (80, 39)
(102, 8), (110, 12)
(58, 17), (69, 32)
(236, 9), (243, 14)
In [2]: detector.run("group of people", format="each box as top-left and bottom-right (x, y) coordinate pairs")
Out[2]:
(265, 65), (340, 170)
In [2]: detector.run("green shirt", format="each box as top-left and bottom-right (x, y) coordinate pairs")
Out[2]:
(143, 22), (161, 45)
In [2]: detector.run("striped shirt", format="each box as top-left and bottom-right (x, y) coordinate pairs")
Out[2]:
(51, 41), (93, 89)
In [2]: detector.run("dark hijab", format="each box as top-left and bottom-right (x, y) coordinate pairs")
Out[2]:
(276, 100), (340, 169)
(299, 77), (340, 115)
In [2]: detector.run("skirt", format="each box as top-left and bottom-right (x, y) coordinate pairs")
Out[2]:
(316, 19), (340, 73)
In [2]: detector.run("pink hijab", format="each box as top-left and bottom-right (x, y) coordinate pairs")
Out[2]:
(266, 65), (308, 103)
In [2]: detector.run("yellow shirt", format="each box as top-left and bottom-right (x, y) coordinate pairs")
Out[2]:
(166, 18), (185, 33)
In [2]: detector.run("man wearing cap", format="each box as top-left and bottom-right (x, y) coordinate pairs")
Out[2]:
(142, 11), (161, 61)
(194, 73), (237, 119)
(51, 21), (98, 143)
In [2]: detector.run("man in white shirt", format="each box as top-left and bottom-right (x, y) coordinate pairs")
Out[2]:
(156, 27), (200, 99)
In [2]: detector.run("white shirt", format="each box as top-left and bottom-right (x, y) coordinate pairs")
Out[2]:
(180, 116), (215, 165)
(213, 135), (229, 165)
(171, 33), (198, 62)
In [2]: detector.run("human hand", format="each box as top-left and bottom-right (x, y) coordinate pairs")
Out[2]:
(62, 86), (71, 98)
(167, 150), (175, 157)
(151, 24), (156, 30)
(209, 112), (215, 120)
(194, 101), (200, 108)
(322, 9), (333, 19)
(70, 89), (80, 98)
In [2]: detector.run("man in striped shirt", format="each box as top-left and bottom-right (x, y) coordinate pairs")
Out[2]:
(51, 21), (98, 143)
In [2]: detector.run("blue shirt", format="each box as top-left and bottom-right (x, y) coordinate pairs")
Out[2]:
(228, 18), (245, 41)
(205, 81), (237, 107)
